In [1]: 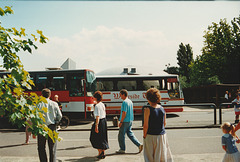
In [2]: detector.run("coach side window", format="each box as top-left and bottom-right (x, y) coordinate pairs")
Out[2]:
(97, 80), (114, 91)
(52, 76), (65, 91)
(142, 80), (160, 90)
(117, 81), (137, 91)
(68, 75), (84, 97)
(36, 75), (47, 91)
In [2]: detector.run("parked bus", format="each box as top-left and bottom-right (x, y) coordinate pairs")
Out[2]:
(0, 69), (97, 121)
(96, 74), (184, 115)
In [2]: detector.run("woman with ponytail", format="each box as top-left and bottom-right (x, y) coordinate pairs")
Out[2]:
(221, 122), (240, 162)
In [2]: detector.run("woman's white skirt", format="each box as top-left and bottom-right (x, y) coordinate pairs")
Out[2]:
(144, 134), (173, 162)
(223, 151), (240, 162)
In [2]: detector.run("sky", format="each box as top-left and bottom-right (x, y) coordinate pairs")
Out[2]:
(0, 1), (240, 74)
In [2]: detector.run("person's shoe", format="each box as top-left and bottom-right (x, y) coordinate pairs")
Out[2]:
(116, 149), (125, 154)
(22, 142), (29, 145)
(138, 144), (143, 153)
(57, 126), (61, 131)
(97, 152), (105, 159)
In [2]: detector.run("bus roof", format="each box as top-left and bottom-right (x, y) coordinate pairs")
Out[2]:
(96, 74), (178, 79)
(28, 69), (94, 73)
(0, 69), (94, 75)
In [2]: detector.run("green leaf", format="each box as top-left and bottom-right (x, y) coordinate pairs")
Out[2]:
(12, 27), (19, 36)
(0, 5), (59, 140)
(13, 87), (22, 96)
(0, 8), (5, 16)
(4, 6), (14, 15)
(10, 113), (17, 121)
(20, 28), (26, 36)
(0, 108), (5, 116)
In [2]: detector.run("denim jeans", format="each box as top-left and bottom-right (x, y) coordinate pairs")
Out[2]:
(118, 121), (141, 151)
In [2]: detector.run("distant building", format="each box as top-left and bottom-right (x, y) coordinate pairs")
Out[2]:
(45, 58), (76, 71)
(61, 58), (76, 70)
(96, 65), (168, 76)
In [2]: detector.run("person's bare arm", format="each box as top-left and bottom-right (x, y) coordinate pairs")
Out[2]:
(222, 145), (226, 152)
(164, 113), (166, 127)
(95, 116), (99, 133)
(119, 111), (126, 128)
(143, 108), (150, 138)
(235, 122), (240, 132)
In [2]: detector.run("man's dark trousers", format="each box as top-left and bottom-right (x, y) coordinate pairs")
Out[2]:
(37, 124), (57, 162)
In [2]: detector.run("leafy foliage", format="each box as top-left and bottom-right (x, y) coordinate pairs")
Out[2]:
(0, 6), (60, 142)
(164, 43), (193, 88)
(191, 16), (240, 85)
(164, 63), (179, 75)
(165, 15), (240, 87)
(177, 43), (194, 83)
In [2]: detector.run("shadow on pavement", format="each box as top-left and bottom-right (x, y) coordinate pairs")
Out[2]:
(69, 121), (93, 126)
(57, 145), (92, 151)
(61, 152), (140, 162)
(106, 152), (139, 156)
(0, 143), (29, 149)
(63, 156), (99, 162)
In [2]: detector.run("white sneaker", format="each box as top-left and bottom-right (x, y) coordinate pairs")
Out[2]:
(57, 126), (61, 131)
(138, 144), (143, 153)
(116, 149), (125, 154)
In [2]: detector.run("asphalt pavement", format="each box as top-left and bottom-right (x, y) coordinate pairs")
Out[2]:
(0, 106), (235, 162)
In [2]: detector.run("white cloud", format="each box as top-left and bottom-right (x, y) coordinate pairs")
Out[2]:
(24, 26), (197, 73)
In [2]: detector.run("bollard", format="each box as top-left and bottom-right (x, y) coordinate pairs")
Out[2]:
(113, 116), (119, 127)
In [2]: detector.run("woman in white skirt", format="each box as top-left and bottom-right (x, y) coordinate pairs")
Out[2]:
(143, 88), (173, 162)
(221, 122), (240, 162)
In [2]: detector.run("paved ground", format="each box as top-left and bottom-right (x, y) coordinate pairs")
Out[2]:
(0, 106), (236, 162)
(0, 154), (226, 162)
(61, 106), (234, 131)
(0, 129), (226, 162)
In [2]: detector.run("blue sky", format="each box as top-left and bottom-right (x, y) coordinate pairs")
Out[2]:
(1, 1), (240, 74)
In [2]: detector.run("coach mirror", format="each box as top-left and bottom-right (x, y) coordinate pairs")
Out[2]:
(81, 79), (86, 93)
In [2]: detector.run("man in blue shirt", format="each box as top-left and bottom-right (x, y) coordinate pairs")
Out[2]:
(116, 89), (143, 154)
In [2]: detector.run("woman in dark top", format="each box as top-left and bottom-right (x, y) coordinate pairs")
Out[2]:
(143, 88), (173, 162)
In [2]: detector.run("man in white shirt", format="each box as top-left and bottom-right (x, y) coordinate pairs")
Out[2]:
(37, 88), (62, 162)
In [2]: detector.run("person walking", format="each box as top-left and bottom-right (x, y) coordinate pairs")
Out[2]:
(53, 95), (62, 109)
(37, 88), (62, 162)
(143, 88), (173, 162)
(221, 122), (240, 162)
(116, 89), (143, 154)
(54, 95), (63, 130)
(90, 91), (109, 159)
(225, 91), (229, 102)
(24, 124), (31, 145)
(23, 120), (36, 145)
(232, 92), (240, 123)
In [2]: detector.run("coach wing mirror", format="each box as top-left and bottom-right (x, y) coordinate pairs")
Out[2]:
(81, 79), (86, 91)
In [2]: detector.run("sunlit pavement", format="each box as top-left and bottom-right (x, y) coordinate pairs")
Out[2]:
(0, 106), (234, 162)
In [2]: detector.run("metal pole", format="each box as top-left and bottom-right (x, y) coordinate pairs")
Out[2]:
(144, 103), (218, 125)
(214, 105), (217, 125)
(219, 105), (222, 125)
(219, 103), (232, 125)
(175, 103), (217, 125)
